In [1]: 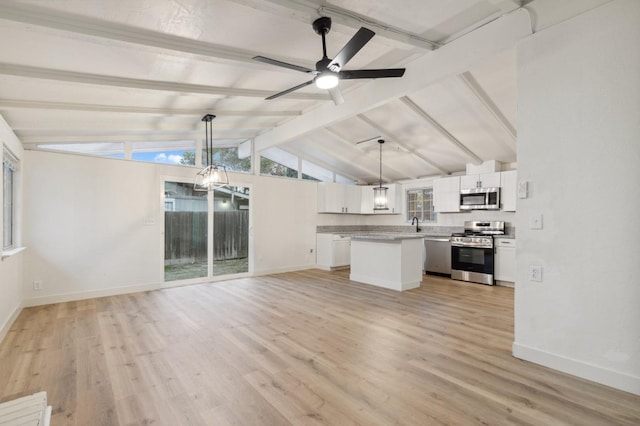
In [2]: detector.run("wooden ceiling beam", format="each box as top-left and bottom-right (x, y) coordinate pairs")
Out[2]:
(0, 63), (328, 100)
(0, 1), (306, 67)
(320, 127), (395, 182)
(356, 113), (449, 176)
(458, 71), (517, 143)
(19, 132), (251, 145)
(277, 143), (363, 184)
(0, 99), (302, 117)
(242, 0), (438, 50)
(399, 96), (483, 165)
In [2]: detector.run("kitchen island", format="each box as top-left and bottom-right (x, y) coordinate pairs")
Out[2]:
(349, 233), (424, 291)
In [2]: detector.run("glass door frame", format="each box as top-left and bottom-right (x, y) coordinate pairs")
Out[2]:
(161, 176), (252, 288)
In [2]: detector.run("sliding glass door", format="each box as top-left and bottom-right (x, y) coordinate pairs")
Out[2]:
(164, 181), (250, 283)
(212, 186), (249, 276)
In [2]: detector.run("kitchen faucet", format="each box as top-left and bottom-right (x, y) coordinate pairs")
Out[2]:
(411, 216), (421, 232)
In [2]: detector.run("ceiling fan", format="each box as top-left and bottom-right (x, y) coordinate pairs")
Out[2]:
(253, 16), (406, 105)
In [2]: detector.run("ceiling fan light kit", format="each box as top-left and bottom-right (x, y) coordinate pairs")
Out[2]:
(253, 16), (405, 104)
(316, 71), (339, 89)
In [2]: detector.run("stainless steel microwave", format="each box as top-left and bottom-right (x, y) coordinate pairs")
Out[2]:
(459, 187), (500, 210)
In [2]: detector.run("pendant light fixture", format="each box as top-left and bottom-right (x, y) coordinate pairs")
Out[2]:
(194, 114), (229, 191)
(373, 139), (389, 210)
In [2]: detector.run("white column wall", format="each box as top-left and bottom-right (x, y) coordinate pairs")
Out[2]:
(0, 114), (24, 341)
(22, 149), (318, 306)
(513, 0), (640, 395)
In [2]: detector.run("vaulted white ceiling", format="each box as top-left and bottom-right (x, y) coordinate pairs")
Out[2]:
(0, 0), (611, 183)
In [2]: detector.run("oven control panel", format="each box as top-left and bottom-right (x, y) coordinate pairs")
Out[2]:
(451, 236), (493, 248)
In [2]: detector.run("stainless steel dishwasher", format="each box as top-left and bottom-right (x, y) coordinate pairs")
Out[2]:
(424, 236), (451, 276)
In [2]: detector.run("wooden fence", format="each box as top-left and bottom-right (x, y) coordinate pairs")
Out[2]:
(164, 211), (248, 263)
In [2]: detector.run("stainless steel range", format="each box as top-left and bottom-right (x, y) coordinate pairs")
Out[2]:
(451, 220), (505, 285)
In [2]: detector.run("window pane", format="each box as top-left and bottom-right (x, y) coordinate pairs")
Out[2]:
(301, 160), (332, 182)
(133, 140), (196, 165)
(260, 157), (298, 178)
(335, 174), (355, 185)
(164, 182), (208, 282)
(260, 147), (298, 178)
(204, 147), (251, 172)
(406, 188), (436, 222)
(2, 163), (13, 249)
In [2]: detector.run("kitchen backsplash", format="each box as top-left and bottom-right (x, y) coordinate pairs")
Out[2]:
(317, 223), (515, 237)
(317, 225), (462, 235)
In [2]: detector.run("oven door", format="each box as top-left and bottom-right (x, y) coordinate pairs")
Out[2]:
(451, 245), (494, 275)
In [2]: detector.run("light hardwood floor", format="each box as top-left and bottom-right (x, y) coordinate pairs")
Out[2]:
(1, 270), (639, 425)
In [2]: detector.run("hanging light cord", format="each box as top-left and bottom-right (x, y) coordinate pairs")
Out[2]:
(202, 114), (216, 167)
(379, 139), (383, 188)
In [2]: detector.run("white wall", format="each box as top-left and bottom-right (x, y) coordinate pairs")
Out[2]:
(514, 0), (640, 395)
(0, 114), (24, 341)
(250, 174), (318, 275)
(22, 150), (318, 306)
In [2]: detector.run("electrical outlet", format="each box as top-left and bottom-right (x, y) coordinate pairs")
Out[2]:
(33, 280), (43, 291)
(529, 266), (543, 282)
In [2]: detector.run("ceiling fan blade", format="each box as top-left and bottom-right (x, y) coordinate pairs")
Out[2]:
(328, 27), (375, 71)
(328, 87), (344, 105)
(355, 136), (382, 145)
(253, 56), (315, 74)
(339, 68), (406, 80)
(265, 79), (315, 100)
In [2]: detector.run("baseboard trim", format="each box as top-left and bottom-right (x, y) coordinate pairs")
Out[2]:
(513, 342), (640, 396)
(254, 264), (316, 276)
(23, 282), (161, 307)
(0, 301), (24, 344)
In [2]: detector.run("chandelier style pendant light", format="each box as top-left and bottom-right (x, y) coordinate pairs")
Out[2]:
(194, 114), (229, 191)
(373, 139), (389, 210)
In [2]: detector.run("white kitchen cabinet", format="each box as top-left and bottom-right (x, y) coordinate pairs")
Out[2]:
(495, 238), (516, 282)
(500, 170), (517, 211)
(316, 233), (351, 270)
(360, 183), (402, 214)
(433, 176), (460, 212)
(317, 182), (361, 214)
(460, 172), (501, 190)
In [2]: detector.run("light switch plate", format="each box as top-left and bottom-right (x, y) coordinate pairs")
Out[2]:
(530, 214), (543, 230)
(518, 181), (528, 199)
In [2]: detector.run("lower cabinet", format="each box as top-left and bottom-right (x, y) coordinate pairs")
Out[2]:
(316, 233), (351, 269)
(495, 238), (516, 282)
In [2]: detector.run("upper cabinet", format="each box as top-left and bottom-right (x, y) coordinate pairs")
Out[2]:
(500, 170), (517, 212)
(460, 172), (501, 189)
(317, 183), (402, 214)
(361, 184), (402, 214)
(433, 176), (461, 212)
(317, 182), (362, 214)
